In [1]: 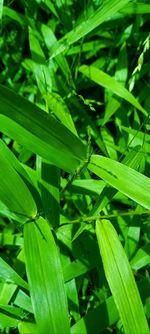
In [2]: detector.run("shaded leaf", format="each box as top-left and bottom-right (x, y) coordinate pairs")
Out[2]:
(71, 296), (118, 334)
(50, 0), (130, 58)
(79, 65), (147, 116)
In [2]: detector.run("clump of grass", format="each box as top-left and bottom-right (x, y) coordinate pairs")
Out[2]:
(0, 1), (150, 333)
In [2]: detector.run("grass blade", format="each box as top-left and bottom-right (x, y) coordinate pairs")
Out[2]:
(120, 3), (150, 14)
(0, 257), (28, 290)
(40, 161), (60, 227)
(71, 296), (119, 334)
(0, 313), (19, 329)
(0, 84), (87, 173)
(0, 0), (4, 20)
(0, 150), (37, 218)
(50, 0), (130, 59)
(88, 155), (150, 210)
(18, 322), (39, 334)
(79, 65), (147, 116)
(24, 217), (70, 333)
(29, 28), (52, 95)
(96, 219), (149, 333)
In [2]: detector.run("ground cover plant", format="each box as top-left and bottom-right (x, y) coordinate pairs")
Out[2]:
(0, 0), (150, 333)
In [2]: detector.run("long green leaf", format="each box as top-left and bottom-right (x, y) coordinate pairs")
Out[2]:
(50, 0), (130, 59)
(71, 296), (119, 334)
(18, 321), (39, 334)
(24, 217), (70, 334)
(0, 250), (26, 305)
(0, 150), (37, 218)
(0, 84), (86, 173)
(79, 65), (147, 116)
(0, 257), (28, 290)
(0, 0), (4, 19)
(14, 290), (33, 314)
(96, 219), (149, 333)
(29, 28), (52, 95)
(0, 313), (19, 329)
(130, 244), (150, 271)
(120, 3), (150, 14)
(88, 155), (150, 210)
(41, 24), (74, 87)
(40, 161), (60, 227)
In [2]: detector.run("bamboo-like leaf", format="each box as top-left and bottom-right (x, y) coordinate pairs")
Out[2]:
(3, 6), (30, 25)
(88, 155), (150, 210)
(0, 84), (87, 173)
(0, 257), (28, 290)
(0, 313), (19, 329)
(0, 139), (32, 184)
(0, 140), (41, 216)
(40, 161), (60, 227)
(120, 3), (150, 14)
(50, 0), (130, 59)
(29, 28), (52, 95)
(14, 290), (33, 314)
(0, 150), (37, 218)
(96, 219), (149, 333)
(24, 217), (70, 334)
(0, 0), (4, 19)
(79, 65), (147, 116)
(0, 250), (26, 305)
(0, 305), (25, 319)
(41, 24), (74, 87)
(131, 244), (150, 271)
(71, 296), (118, 334)
(18, 321), (39, 334)
(46, 93), (77, 135)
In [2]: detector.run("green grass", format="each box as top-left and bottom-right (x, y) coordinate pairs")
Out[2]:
(0, 0), (150, 333)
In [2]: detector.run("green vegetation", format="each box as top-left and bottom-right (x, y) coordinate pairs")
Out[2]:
(0, 0), (150, 333)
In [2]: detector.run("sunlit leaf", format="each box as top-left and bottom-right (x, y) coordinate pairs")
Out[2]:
(88, 155), (150, 210)
(96, 219), (149, 333)
(24, 217), (70, 333)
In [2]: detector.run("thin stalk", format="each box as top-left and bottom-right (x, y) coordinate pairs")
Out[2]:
(64, 209), (150, 225)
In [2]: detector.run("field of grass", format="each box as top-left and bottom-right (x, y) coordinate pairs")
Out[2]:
(0, 0), (150, 333)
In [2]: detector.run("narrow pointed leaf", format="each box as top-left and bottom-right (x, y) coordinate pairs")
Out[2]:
(18, 321), (39, 334)
(50, 0), (130, 58)
(120, 3), (150, 14)
(24, 217), (70, 334)
(29, 28), (52, 95)
(79, 65), (147, 116)
(0, 84), (87, 173)
(88, 155), (150, 210)
(96, 219), (149, 334)
(0, 150), (37, 218)
(0, 0), (4, 19)
(40, 161), (60, 227)
(0, 313), (19, 329)
(0, 257), (28, 290)
(71, 296), (119, 334)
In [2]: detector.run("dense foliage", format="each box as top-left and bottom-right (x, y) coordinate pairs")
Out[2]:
(0, 0), (150, 333)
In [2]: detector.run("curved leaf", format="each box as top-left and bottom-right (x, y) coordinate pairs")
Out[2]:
(0, 150), (37, 218)
(96, 219), (149, 333)
(88, 155), (150, 210)
(79, 65), (147, 116)
(50, 0), (130, 59)
(0, 257), (28, 290)
(0, 84), (87, 173)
